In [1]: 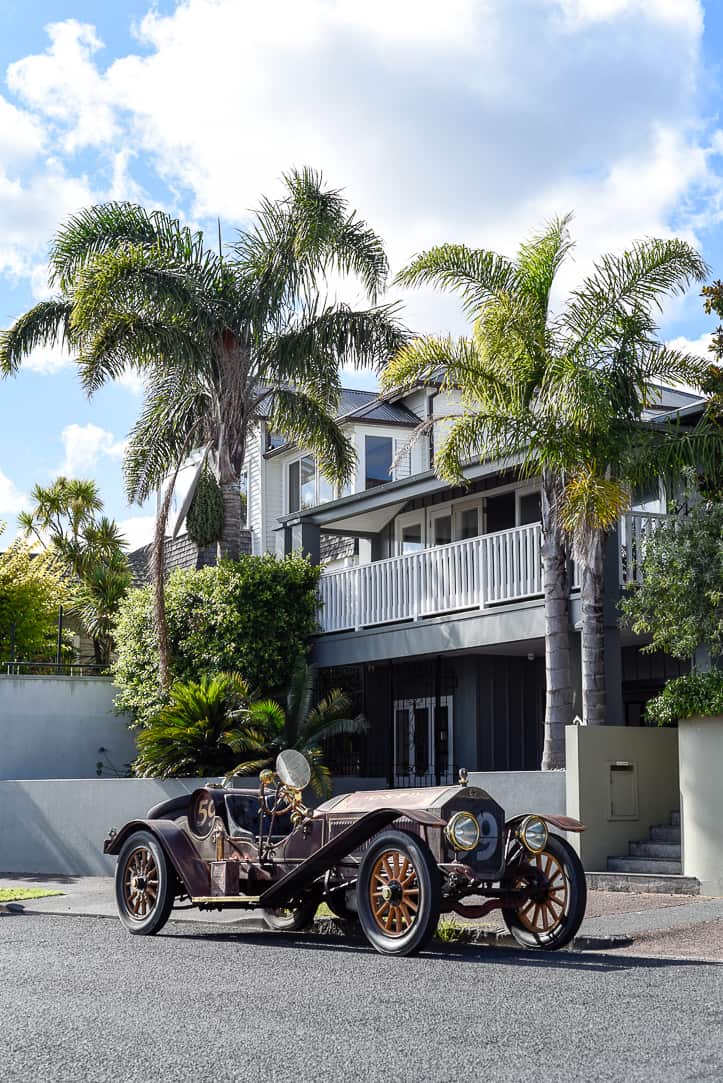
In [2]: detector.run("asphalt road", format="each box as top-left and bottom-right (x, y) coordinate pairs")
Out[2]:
(1, 914), (721, 1083)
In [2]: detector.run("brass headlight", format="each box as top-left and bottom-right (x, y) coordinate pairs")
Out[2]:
(445, 811), (480, 852)
(519, 815), (548, 854)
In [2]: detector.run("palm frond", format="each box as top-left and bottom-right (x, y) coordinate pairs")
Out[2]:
(270, 388), (356, 488)
(0, 298), (74, 376)
(395, 244), (519, 319)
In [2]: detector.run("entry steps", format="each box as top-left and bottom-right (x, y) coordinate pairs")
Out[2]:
(588, 811), (700, 895)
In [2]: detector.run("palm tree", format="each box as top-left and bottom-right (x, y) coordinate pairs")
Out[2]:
(18, 477), (130, 665)
(226, 656), (367, 796)
(1, 169), (406, 686)
(383, 218), (709, 760)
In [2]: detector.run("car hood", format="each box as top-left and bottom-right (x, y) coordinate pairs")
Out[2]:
(316, 784), (490, 815)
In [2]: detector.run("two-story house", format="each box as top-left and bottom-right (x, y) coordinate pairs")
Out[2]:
(141, 381), (703, 786)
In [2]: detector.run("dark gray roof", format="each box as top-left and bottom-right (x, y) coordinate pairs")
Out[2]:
(643, 385), (706, 421)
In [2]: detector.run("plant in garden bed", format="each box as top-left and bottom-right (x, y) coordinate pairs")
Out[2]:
(134, 660), (364, 793)
(134, 673), (270, 778)
(112, 555), (320, 728)
(225, 655), (367, 796)
(620, 495), (723, 724)
(0, 888), (64, 902)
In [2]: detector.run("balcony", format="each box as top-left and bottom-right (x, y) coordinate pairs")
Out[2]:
(317, 512), (668, 634)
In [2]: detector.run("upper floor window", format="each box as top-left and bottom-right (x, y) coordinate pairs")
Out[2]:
(365, 435), (393, 489)
(287, 455), (337, 512)
(266, 429), (286, 452)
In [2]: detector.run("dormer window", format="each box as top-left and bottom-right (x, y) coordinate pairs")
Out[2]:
(287, 455), (339, 512)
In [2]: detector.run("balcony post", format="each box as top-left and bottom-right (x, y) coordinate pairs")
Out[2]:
(287, 520), (321, 564)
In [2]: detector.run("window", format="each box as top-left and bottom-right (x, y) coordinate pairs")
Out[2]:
(459, 507), (480, 539)
(300, 455), (315, 508)
(266, 429), (285, 452)
(288, 460), (300, 513)
(432, 514), (452, 546)
(287, 455), (338, 512)
(365, 436), (393, 488)
(518, 491), (542, 526)
(401, 522), (424, 554)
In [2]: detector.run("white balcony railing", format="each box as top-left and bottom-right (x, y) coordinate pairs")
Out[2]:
(318, 523), (543, 633)
(317, 511), (672, 635)
(619, 511), (670, 584)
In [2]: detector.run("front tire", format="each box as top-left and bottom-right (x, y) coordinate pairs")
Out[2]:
(115, 830), (176, 935)
(357, 831), (441, 956)
(501, 833), (587, 950)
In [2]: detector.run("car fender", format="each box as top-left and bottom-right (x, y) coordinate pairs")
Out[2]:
(506, 813), (586, 834)
(104, 819), (210, 898)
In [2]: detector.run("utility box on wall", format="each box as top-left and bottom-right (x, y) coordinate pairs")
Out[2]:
(608, 762), (638, 820)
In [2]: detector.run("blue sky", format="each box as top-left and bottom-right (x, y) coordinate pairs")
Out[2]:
(1, 0), (723, 548)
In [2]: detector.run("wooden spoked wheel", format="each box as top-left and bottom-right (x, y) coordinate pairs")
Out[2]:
(122, 846), (160, 920)
(368, 848), (421, 938)
(515, 850), (569, 934)
(115, 830), (176, 935)
(501, 833), (587, 951)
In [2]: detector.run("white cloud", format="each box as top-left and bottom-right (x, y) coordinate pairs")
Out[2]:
(117, 514), (155, 551)
(1, 0), (717, 340)
(0, 469), (27, 516)
(21, 341), (74, 375)
(0, 95), (44, 163)
(58, 423), (126, 477)
(667, 331), (715, 359)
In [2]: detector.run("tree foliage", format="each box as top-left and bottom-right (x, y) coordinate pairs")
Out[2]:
(0, 524), (68, 661)
(112, 556), (320, 727)
(19, 477), (131, 664)
(644, 670), (723, 727)
(186, 465), (224, 548)
(620, 500), (723, 662)
(384, 216), (717, 734)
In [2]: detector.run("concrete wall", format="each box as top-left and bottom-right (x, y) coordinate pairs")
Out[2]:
(0, 677), (137, 780)
(469, 770), (566, 818)
(565, 724), (679, 872)
(0, 771), (565, 877)
(0, 778), (212, 876)
(679, 715), (723, 896)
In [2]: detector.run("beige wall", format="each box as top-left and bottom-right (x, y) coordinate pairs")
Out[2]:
(565, 724), (679, 871)
(679, 715), (723, 897)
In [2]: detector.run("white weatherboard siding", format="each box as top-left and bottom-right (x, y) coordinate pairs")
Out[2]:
(264, 455), (284, 554)
(245, 423), (264, 555)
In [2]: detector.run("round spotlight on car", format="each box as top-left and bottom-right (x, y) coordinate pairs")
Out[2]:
(445, 811), (480, 852)
(519, 815), (548, 854)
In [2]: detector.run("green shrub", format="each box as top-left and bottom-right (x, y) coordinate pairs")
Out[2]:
(186, 466), (224, 548)
(112, 555), (320, 727)
(645, 669), (723, 727)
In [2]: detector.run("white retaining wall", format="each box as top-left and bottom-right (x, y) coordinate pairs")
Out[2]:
(0, 677), (136, 780)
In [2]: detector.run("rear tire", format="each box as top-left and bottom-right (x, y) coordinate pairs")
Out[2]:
(501, 833), (586, 950)
(263, 900), (318, 931)
(115, 830), (176, 936)
(357, 830), (440, 956)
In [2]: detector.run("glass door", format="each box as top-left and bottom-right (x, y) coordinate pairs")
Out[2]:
(429, 508), (453, 547)
(396, 510), (426, 555)
(393, 696), (454, 785)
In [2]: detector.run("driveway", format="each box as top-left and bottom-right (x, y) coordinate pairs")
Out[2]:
(1, 913), (721, 1082)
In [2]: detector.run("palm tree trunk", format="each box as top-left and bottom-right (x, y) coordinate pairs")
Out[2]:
(218, 472), (242, 561)
(540, 473), (572, 770)
(581, 529), (606, 725)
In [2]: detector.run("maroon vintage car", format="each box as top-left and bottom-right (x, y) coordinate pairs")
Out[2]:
(104, 750), (587, 956)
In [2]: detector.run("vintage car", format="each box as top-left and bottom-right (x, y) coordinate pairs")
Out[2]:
(104, 750), (587, 956)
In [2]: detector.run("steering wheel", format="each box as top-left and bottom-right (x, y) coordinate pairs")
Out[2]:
(260, 781), (296, 819)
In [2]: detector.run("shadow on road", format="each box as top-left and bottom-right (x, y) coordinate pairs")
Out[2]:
(163, 926), (720, 972)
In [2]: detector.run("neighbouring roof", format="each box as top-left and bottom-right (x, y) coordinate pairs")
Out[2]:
(644, 385), (707, 420)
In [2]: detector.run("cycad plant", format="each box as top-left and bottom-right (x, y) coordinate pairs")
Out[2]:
(134, 673), (270, 779)
(226, 656), (367, 796)
(383, 217), (712, 761)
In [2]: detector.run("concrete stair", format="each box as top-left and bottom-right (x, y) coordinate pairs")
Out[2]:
(589, 811), (700, 895)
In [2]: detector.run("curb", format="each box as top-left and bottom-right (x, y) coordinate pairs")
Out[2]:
(312, 917), (633, 951)
(3, 903), (633, 951)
